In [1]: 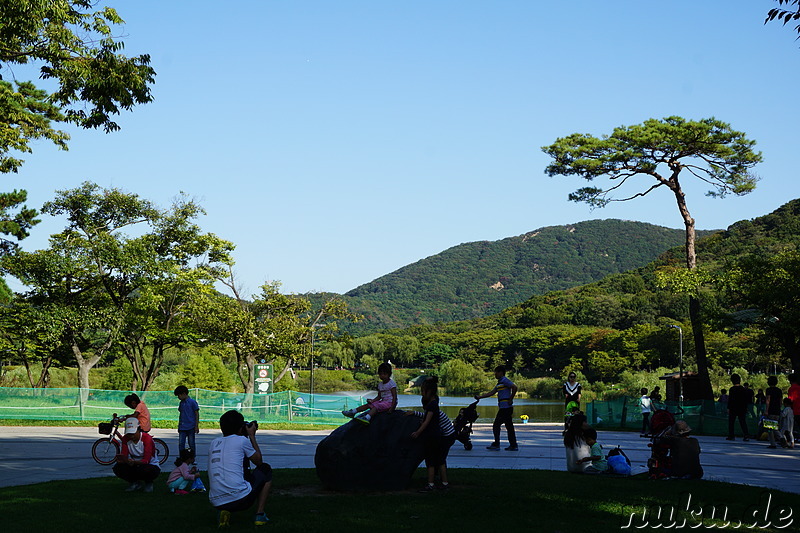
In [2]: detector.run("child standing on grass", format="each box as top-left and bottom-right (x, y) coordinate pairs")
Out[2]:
(167, 449), (198, 494)
(577, 427), (607, 474)
(342, 362), (397, 424)
(409, 376), (455, 492)
(174, 385), (200, 453)
(122, 393), (151, 433)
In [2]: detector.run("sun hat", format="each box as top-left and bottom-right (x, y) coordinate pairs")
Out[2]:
(124, 417), (140, 434)
(673, 420), (691, 435)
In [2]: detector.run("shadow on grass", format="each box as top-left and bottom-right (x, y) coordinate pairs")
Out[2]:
(0, 469), (795, 532)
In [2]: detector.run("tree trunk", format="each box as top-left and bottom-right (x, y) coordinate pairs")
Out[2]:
(274, 357), (294, 383)
(673, 184), (714, 400)
(72, 343), (104, 390)
(236, 350), (254, 395)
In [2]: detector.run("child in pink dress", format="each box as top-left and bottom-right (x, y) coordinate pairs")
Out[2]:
(342, 362), (397, 424)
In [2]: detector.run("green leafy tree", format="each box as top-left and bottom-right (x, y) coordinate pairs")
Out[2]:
(1, 183), (231, 389)
(0, 301), (68, 387)
(193, 278), (359, 395)
(543, 116), (762, 399)
(0, 1), (155, 251)
(724, 249), (800, 370)
(439, 358), (488, 395)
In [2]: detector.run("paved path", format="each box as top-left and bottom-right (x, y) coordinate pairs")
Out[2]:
(1, 424), (798, 494)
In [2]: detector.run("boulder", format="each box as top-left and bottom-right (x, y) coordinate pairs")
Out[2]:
(315, 411), (425, 491)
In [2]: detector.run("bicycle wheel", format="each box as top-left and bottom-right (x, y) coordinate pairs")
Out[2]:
(153, 438), (169, 465)
(91, 438), (120, 465)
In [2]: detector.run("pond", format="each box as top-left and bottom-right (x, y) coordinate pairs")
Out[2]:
(331, 391), (565, 423)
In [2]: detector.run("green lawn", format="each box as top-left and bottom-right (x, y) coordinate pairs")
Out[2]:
(1, 469), (796, 532)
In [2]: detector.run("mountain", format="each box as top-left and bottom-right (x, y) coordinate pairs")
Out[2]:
(359, 199), (800, 377)
(308, 219), (716, 334)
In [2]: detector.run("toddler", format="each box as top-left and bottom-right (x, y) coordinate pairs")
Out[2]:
(167, 449), (197, 494)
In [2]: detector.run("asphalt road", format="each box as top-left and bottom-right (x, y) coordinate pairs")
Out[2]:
(1, 424), (798, 494)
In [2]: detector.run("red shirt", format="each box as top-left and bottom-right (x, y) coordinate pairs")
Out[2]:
(121, 432), (157, 465)
(788, 383), (800, 415)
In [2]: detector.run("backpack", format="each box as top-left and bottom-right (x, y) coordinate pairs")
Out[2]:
(607, 446), (631, 475)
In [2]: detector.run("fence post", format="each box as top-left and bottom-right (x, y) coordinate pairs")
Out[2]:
(620, 396), (628, 429)
(78, 388), (85, 420)
(288, 391), (293, 422)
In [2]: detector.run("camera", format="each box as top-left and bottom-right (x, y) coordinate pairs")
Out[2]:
(239, 420), (258, 435)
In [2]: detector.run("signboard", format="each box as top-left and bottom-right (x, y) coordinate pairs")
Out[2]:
(254, 363), (273, 393)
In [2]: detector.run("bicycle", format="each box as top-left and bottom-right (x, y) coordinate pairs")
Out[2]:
(92, 413), (170, 466)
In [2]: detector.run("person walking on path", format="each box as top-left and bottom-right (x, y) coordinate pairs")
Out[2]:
(475, 365), (518, 451)
(726, 374), (750, 441)
(174, 385), (200, 453)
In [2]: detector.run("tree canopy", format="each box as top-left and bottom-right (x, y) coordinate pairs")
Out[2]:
(0, 0), (155, 252)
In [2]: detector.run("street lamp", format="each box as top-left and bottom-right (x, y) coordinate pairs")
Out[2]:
(668, 325), (684, 406)
(310, 323), (326, 406)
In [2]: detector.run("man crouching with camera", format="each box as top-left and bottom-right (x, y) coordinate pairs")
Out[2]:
(209, 410), (272, 528)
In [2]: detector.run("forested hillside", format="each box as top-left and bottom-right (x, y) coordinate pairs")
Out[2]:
(307, 220), (714, 334)
(321, 199), (800, 381)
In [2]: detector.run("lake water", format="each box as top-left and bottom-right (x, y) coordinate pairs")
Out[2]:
(332, 391), (565, 423)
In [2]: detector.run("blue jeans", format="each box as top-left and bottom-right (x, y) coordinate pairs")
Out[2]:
(179, 429), (196, 452)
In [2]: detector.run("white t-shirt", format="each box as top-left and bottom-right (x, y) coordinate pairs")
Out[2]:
(378, 379), (397, 400)
(208, 435), (256, 506)
(640, 395), (653, 414)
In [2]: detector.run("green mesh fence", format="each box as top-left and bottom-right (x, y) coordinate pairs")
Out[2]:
(586, 396), (762, 437)
(0, 387), (364, 426)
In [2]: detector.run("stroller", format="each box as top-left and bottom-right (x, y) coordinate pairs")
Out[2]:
(646, 409), (676, 479)
(564, 401), (581, 432)
(453, 400), (480, 450)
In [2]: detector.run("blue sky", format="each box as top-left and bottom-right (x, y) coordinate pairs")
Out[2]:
(8, 1), (800, 296)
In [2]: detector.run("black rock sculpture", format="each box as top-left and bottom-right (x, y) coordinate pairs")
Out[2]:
(314, 410), (425, 491)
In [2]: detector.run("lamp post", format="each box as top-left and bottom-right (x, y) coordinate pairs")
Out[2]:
(669, 325), (684, 406)
(310, 323), (326, 407)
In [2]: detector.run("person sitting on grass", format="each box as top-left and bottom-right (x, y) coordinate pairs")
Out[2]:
(342, 362), (397, 424)
(113, 418), (160, 492)
(576, 427), (607, 474)
(209, 410), (272, 528)
(661, 420), (703, 480)
(121, 393), (151, 433)
(167, 448), (198, 495)
(564, 413), (591, 473)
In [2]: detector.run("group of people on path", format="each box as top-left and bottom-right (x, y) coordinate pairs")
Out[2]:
(728, 373), (798, 449)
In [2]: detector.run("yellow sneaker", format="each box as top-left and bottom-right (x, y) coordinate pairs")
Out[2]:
(218, 510), (231, 528)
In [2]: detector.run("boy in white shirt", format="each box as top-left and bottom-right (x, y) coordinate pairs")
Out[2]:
(209, 410), (272, 527)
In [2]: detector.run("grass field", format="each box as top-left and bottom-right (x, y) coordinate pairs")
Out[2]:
(1, 469), (796, 532)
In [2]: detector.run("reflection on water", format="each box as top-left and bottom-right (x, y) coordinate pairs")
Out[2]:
(331, 391), (565, 423)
